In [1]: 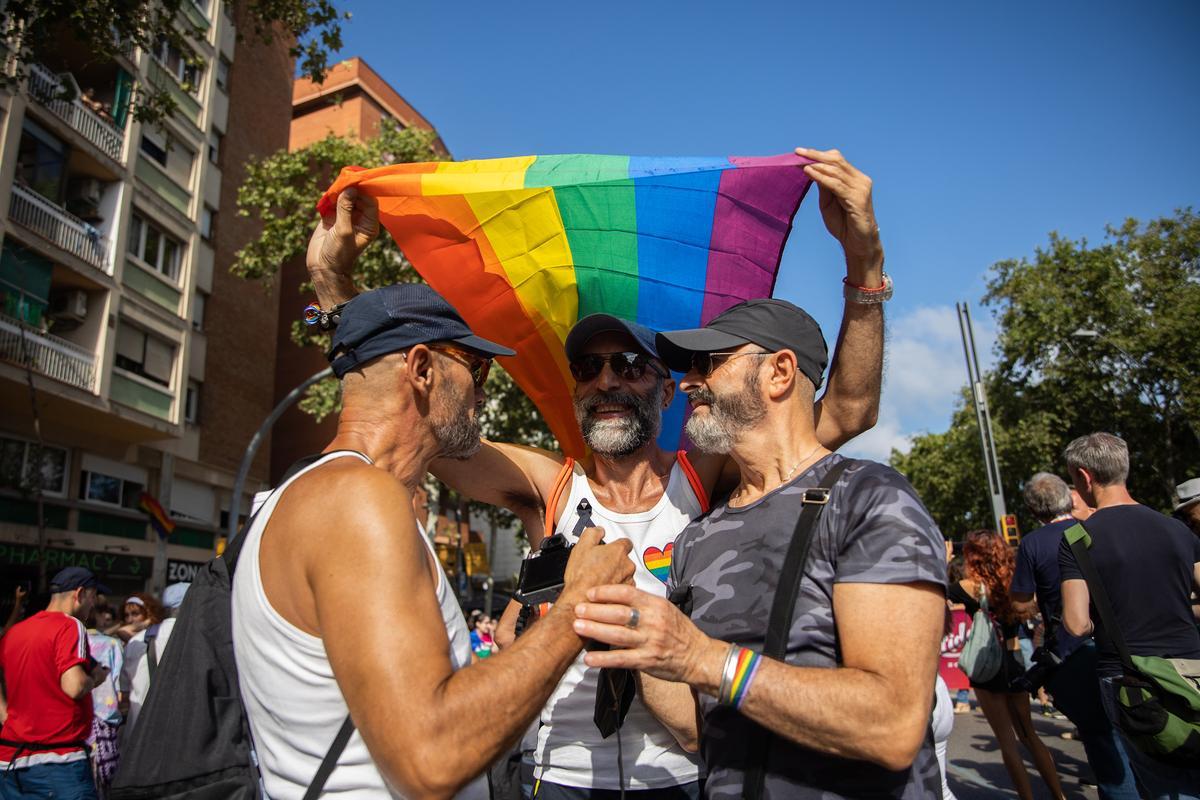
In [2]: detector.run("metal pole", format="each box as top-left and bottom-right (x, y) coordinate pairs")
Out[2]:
(956, 302), (1007, 534)
(226, 367), (333, 548)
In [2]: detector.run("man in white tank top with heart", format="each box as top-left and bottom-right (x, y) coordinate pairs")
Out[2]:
(231, 283), (635, 799)
(307, 147), (888, 798)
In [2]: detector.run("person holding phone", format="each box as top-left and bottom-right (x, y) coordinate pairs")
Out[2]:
(0, 567), (110, 799)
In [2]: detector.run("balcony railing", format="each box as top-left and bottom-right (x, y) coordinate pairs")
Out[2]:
(8, 184), (113, 276)
(27, 63), (125, 164)
(0, 313), (96, 393)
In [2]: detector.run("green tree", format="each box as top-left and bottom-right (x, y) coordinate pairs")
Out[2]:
(1, 0), (347, 124)
(893, 210), (1200, 537)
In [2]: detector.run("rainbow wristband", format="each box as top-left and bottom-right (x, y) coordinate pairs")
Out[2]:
(719, 646), (763, 709)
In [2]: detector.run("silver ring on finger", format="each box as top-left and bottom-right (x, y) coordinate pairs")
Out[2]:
(626, 607), (640, 629)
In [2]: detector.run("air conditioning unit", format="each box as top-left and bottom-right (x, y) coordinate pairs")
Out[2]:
(66, 179), (103, 220)
(49, 290), (88, 325)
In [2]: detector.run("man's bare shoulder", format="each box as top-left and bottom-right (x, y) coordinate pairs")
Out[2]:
(278, 459), (416, 548)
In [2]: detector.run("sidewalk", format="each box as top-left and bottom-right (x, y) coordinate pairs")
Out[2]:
(947, 707), (1099, 799)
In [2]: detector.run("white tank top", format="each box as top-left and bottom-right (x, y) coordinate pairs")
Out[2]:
(232, 451), (486, 799)
(536, 455), (707, 789)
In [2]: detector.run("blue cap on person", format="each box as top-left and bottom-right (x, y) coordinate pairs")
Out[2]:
(162, 582), (191, 610)
(564, 314), (661, 361)
(325, 284), (515, 379)
(49, 566), (111, 595)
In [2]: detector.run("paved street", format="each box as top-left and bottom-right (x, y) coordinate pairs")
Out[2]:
(947, 706), (1099, 799)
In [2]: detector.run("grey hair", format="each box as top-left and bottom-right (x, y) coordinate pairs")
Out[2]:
(1022, 472), (1072, 522)
(1064, 432), (1129, 486)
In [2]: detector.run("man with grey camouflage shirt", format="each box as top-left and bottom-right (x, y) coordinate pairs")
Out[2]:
(573, 299), (948, 799)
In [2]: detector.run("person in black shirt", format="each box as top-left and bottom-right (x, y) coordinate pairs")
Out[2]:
(1059, 432), (1200, 798)
(950, 530), (1065, 800)
(1011, 472), (1138, 800)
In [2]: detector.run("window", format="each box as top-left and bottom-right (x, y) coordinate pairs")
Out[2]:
(199, 206), (216, 241)
(153, 37), (204, 95)
(115, 321), (176, 387)
(191, 290), (207, 331)
(78, 454), (147, 509)
(0, 436), (68, 496)
(207, 129), (222, 165)
(128, 212), (184, 280)
(185, 380), (201, 423)
(139, 126), (168, 167)
(215, 57), (231, 92)
(79, 470), (143, 508)
(17, 120), (68, 203)
(171, 476), (215, 524)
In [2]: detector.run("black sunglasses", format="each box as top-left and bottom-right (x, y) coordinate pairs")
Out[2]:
(690, 350), (770, 377)
(569, 351), (667, 383)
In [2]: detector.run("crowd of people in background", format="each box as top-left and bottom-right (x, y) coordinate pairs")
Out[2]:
(942, 433), (1200, 800)
(0, 575), (191, 799)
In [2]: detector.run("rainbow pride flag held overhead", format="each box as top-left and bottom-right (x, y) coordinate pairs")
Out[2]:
(318, 153), (814, 457)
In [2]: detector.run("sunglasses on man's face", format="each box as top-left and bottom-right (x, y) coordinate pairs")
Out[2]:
(690, 350), (771, 378)
(429, 344), (492, 388)
(569, 351), (667, 383)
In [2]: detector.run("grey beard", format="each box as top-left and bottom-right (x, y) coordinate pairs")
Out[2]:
(433, 390), (482, 460)
(574, 382), (662, 458)
(685, 372), (766, 454)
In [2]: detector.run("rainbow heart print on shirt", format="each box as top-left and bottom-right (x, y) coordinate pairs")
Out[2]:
(643, 543), (673, 583)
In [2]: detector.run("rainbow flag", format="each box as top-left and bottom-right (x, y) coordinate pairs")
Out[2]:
(317, 153), (814, 456)
(138, 491), (175, 540)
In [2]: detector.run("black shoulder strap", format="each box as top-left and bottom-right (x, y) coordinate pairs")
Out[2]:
(302, 715), (356, 800)
(1063, 521), (1135, 672)
(743, 457), (856, 800)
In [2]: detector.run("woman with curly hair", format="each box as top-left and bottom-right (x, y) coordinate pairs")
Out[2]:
(947, 530), (1065, 800)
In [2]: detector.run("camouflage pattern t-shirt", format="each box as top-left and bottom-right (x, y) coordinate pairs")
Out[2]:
(668, 453), (947, 799)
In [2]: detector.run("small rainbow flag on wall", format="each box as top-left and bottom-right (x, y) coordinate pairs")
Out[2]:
(138, 491), (175, 540)
(317, 153), (814, 456)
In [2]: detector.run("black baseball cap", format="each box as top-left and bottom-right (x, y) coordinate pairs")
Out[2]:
(656, 298), (828, 388)
(564, 314), (661, 361)
(327, 284), (514, 378)
(49, 566), (111, 595)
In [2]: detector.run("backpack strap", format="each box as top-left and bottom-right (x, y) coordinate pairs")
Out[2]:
(145, 623), (162, 681)
(743, 457), (856, 800)
(1063, 522), (1136, 672)
(301, 715), (355, 800)
(676, 450), (710, 514)
(542, 457), (576, 536)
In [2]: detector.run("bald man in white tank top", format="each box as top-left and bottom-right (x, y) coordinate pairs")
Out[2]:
(232, 283), (634, 799)
(308, 148), (887, 798)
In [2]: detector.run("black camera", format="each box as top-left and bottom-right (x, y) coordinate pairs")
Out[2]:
(515, 533), (574, 606)
(1012, 645), (1062, 693)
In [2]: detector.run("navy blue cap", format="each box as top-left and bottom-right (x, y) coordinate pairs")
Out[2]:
(327, 284), (514, 378)
(565, 314), (661, 362)
(49, 566), (111, 595)
(656, 299), (828, 388)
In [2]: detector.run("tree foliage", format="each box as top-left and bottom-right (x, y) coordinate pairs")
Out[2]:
(0, 0), (347, 125)
(893, 210), (1200, 538)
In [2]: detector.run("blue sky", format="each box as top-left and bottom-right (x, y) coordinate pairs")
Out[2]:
(331, 0), (1200, 459)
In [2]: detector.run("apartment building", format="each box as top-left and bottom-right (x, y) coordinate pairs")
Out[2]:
(0, 2), (293, 601)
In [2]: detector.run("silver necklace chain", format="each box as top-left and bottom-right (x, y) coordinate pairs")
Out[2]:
(783, 442), (825, 481)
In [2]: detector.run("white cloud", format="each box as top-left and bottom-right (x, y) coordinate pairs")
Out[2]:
(838, 304), (997, 463)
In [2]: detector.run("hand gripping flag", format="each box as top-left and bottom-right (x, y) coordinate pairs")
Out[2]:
(318, 153), (814, 457)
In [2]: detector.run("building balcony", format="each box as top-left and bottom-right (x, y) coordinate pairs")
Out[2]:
(8, 184), (113, 277)
(0, 312), (96, 393)
(26, 63), (126, 165)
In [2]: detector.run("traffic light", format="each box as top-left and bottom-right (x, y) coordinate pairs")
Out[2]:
(1002, 514), (1020, 544)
